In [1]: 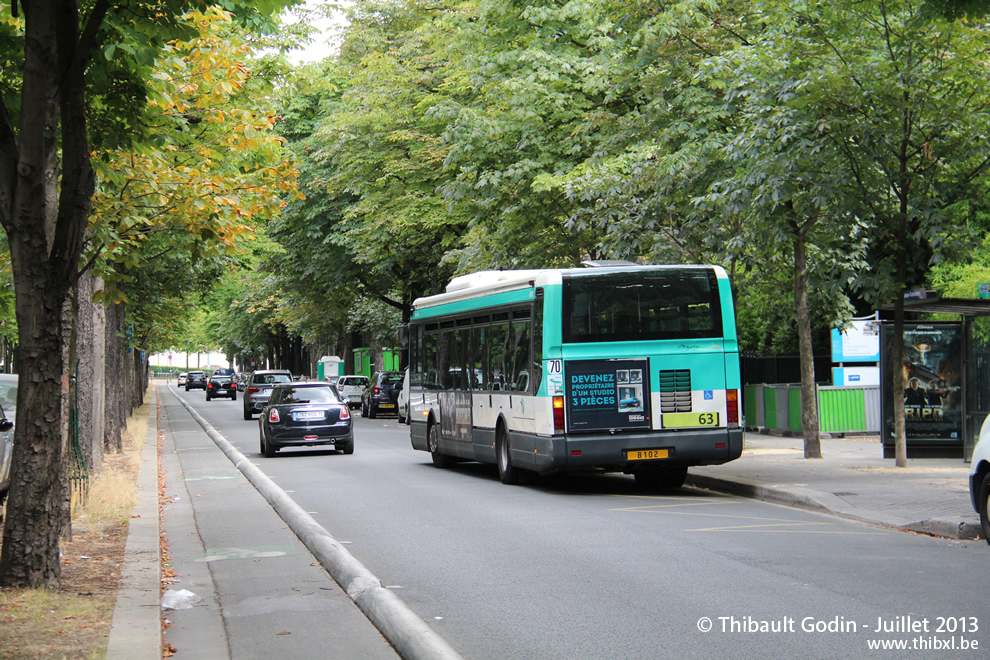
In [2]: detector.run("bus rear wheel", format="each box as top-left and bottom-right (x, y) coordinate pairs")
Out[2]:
(496, 426), (519, 485)
(428, 422), (454, 468)
(635, 465), (687, 492)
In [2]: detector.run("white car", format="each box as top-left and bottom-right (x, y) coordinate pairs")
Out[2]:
(397, 369), (410, 425)
(336, 375), (370, 409)
(969, 414), (990, 545)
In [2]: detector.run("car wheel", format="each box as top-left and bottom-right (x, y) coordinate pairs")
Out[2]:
(368, 403), (377, 419)
(206, 393), (212, 401)
(342, 441), (354, 455)
(980, 473), (990, 546)
(428, 422), (454, 468)
(634, 465), (688, 492)
(232, 392), (236, 401)
(361, 401), (367, 418)
(263, 433), (277, 458)
(243, 407), (252, 420)
(185, 385), (189, 392)
(496, 425), (519, 484)
(398, 407), (406, 424)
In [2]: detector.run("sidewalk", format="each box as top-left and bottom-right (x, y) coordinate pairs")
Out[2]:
(107, 394), (984, 657)
(688, 432), (984, 541)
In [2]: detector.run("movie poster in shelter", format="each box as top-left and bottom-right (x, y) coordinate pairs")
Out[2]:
(881, 323), (962, 441)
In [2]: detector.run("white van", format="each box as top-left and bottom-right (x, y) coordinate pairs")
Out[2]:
(336, 375), (370, 409)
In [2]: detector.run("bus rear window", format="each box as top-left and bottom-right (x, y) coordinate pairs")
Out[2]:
(562, 269), (722, 343)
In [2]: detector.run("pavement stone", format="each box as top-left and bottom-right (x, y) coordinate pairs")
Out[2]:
(106, 389), (986, 658)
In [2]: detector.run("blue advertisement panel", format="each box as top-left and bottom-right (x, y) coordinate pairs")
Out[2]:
(565, 359), (652, 431)
(831, 320), (881, 363)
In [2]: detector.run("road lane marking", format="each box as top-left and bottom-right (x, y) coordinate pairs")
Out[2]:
(611, 497), (885, 534)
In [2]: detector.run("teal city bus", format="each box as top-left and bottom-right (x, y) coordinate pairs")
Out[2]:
(406, 263), (743, 489)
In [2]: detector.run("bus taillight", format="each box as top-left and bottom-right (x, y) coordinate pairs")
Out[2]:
(552, 396), (565, 432)
(726, 389), (739, 425)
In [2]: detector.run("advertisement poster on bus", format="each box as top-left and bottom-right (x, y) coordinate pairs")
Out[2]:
(880, 322), (962, 446)
(438, 390), (472, 442)
(565, 359), (652, 431)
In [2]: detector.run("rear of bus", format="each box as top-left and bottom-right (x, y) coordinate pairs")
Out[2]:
(542, 265), (742, 484)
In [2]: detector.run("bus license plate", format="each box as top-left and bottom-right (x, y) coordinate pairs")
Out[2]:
(627, 449), (669, 461)
(663, 412), (719, 428)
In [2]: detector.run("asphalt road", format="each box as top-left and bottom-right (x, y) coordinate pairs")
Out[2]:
(177, 385), (990, 659)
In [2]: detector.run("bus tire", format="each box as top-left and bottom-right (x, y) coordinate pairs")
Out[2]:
(635, 465), (687, 492)
(496, 425), (519, 485)
(428, 422), (454, 468)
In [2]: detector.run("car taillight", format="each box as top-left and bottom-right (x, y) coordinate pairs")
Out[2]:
(727, 389), (739, 425)
(553, 396), (565, 432)
(248, 387), (260, 394)
(373, 386), (380, 396)
(269, 408), (280, 423)
(339, 406), (350, 420)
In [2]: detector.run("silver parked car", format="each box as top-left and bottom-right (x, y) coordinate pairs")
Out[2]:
(336, 375), (369, 409)
(243, 370), (293, 420)
(0, 374), (18, 507)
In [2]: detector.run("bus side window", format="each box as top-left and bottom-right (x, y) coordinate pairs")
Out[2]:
(488, 323), (509, 392)
(437, 330), (453, 390)
(470, 326), (486, 391)
(510, 318), (530, 393)
(532, 292), (543, 394)
(424, 330), (439, 389)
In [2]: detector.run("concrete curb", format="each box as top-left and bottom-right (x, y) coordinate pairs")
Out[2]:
(173, 394), (460, 660)
(687, 472), (985, 541)
(106, 395), (162, 660)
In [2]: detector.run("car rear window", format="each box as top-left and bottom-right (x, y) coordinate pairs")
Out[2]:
(254, 373), (292, 384)
(275, 386), (341, 404)
(381, 374), (403, 385)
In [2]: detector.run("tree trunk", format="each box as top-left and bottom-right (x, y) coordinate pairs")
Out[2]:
(0, 0), (102, 589)
(793, 227), (822, 458)
(76, 271), (106, 471)
(103, 302), (125, 454)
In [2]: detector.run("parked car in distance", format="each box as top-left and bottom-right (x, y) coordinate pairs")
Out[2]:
(259, 382), (353, 457)
(361, 371), (403, 419)
(236, 372), (249, 392)
(213, 367), (235, 377)
(243, 370), (293, 420)
(336, 375), (369, 409)
(206, 374), (236, 401)
(177, 372), (187, 387)
(969, 414), (990, 545)
(0, 374), (18, 507)
(185, 371), (207, 391)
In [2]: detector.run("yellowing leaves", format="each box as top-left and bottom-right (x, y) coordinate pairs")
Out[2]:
(88, 6), (299, 279)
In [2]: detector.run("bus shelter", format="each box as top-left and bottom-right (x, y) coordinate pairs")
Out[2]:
(883, 294), (990, 461)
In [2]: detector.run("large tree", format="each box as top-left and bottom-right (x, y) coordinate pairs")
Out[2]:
(0, 0), (299, 589)
(727, 0), (990, 466)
